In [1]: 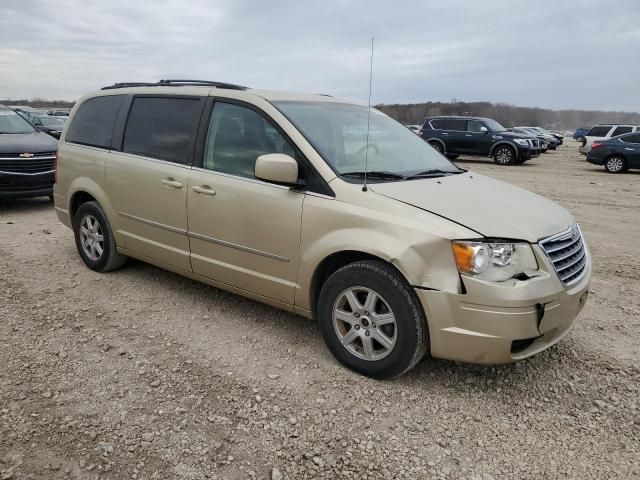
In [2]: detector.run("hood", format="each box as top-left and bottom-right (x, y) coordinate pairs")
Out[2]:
(0, 131), (58, 154)
(494, 130), (532, 140)
(370, 172), (574, 242)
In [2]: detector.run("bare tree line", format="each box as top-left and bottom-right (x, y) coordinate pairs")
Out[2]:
(0, 99), (75, 109)
(377, 101), (640, 131)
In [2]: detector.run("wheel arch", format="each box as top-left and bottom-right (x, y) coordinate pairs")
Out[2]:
(489, 141), (519, 158)
(65, 178), (120, 243)
(426, 138), (446, 153)
(308, 250), (409, 320)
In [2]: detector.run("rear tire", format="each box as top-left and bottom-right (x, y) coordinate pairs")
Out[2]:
(73, 201), (127, 272)
(604, 155), (626, 173)
(428, 141), (444, 154)
(317, 260), (428, 379)
(493, 145), (516, 165)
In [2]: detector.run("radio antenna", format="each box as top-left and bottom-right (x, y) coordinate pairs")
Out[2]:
(362, 37), (374, 192)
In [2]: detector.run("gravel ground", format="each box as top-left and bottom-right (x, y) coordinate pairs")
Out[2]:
(1, 140), (639, 480)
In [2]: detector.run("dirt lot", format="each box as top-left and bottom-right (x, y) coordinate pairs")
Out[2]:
(1, 140), (639, 480)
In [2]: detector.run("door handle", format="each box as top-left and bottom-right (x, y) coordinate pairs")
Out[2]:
(192, 185), (216, 196)
(161, 178), (183, 188)
(465, 134), (472, 137)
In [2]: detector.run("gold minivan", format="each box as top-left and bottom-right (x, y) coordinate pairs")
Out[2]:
(54, 80), (591, 378)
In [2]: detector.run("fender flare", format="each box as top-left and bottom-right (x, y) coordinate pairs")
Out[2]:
(425, 137), (446, 153)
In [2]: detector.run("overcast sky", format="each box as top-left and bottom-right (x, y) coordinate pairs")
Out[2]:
(1, 0), (639, 111)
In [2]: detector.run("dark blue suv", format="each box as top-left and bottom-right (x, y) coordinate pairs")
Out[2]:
(419, 116), (540, 165)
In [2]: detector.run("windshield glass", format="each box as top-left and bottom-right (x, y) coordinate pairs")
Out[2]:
(39, 116), (65, 127)
(484, 119), (506, 132)
(0, 109), (37, 134)
(272, 101), (460, 180)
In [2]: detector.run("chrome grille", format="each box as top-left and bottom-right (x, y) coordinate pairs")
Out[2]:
(0, 152), (55, 174)
(539, 224), (588, 287)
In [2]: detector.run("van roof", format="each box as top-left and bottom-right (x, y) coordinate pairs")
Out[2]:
(97, 79), (354, 104)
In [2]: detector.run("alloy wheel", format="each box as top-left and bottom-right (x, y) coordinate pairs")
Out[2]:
(605, 156), (624, 173)
(79, 214), (105, 261)
(495, 147), (513, 164)
(332, 287), (397, 361)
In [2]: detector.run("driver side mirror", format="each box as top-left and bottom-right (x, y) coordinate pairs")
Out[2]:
(255, 153), (299, 185)
(480, 126), (488, 134)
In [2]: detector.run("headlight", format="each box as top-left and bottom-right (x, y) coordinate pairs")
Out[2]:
(451, 241), (538, 282)
(514, 139), (530, 146)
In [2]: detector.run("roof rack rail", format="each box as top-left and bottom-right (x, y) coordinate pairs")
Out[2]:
(101, 79), (248, 91)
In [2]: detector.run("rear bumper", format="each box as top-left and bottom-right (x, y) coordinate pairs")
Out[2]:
(578, 145), (590, 154)
(586, 154), (605, 165)
(0, 170), (54, 199)
(415, 245), (591, 364)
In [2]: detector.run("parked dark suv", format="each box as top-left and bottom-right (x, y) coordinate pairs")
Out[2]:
(0, 105), (59, 199)
(419, 116), (540, 165)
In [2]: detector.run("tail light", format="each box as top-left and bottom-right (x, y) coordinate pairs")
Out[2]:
(54, 149), (58, 183)
(591, 142), (603, 150)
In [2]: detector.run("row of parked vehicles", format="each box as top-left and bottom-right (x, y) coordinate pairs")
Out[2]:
(572, 124), (640, 173)
(407, 116), (563, 165)
(12, 106), (68, 139)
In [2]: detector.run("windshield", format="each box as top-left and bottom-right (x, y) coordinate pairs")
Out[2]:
(0, 109), (37, 134)
(273, 101), (460, 180)
(39, 116), (65, 127)
(484, 119), (506, 132)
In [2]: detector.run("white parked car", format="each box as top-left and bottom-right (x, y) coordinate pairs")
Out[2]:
(578, 124), (640, 154)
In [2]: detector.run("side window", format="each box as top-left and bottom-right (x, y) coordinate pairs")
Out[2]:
(620, 133), (640, 144)
(429, 119), (444, 130)
(203, 102), (296, 179)
(611, 126), (633, 137)
(66, 95), (125, 148)
(445, 119), (466, 131)
(468, 120), (485, 132)
(122, 97), (202, 164)
(586, 126), (612, 137)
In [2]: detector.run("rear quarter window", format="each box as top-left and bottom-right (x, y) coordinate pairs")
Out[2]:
(66, 95), (125, 148)
(586, 126), (613, 137)
(620, 133), (640, 144)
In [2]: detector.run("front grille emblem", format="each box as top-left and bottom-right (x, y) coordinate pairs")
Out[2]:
(19, 152), (34, 158)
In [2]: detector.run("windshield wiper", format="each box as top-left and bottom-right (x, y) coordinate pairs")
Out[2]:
(405, 169), (463, 179)
(341, 170), (407, 181)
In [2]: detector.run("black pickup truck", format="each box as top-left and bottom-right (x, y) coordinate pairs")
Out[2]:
(419, 116), (540, 165)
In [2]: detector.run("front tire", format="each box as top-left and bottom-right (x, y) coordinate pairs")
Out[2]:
(317, 260), (428, 379)
(604, 155), (626, 173)
(493, 145), (516, 165)
(73, 201), (127, 272)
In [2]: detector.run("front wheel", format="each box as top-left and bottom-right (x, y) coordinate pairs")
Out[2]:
(493, 145), (516, 165)
(604, 155), (626, 173)
(317, 260), (428, 379)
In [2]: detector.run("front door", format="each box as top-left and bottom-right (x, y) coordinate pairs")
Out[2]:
(187, 100), (304, 304)
(106, 95), (205, 271)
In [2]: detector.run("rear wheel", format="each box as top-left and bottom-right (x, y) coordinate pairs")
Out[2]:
(73, 201), (127, 272)
(317, 260), (428, 379)
(428, 141), (444, 154)
(604, 155), (626, 173)
(493, 145), (516, 165)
